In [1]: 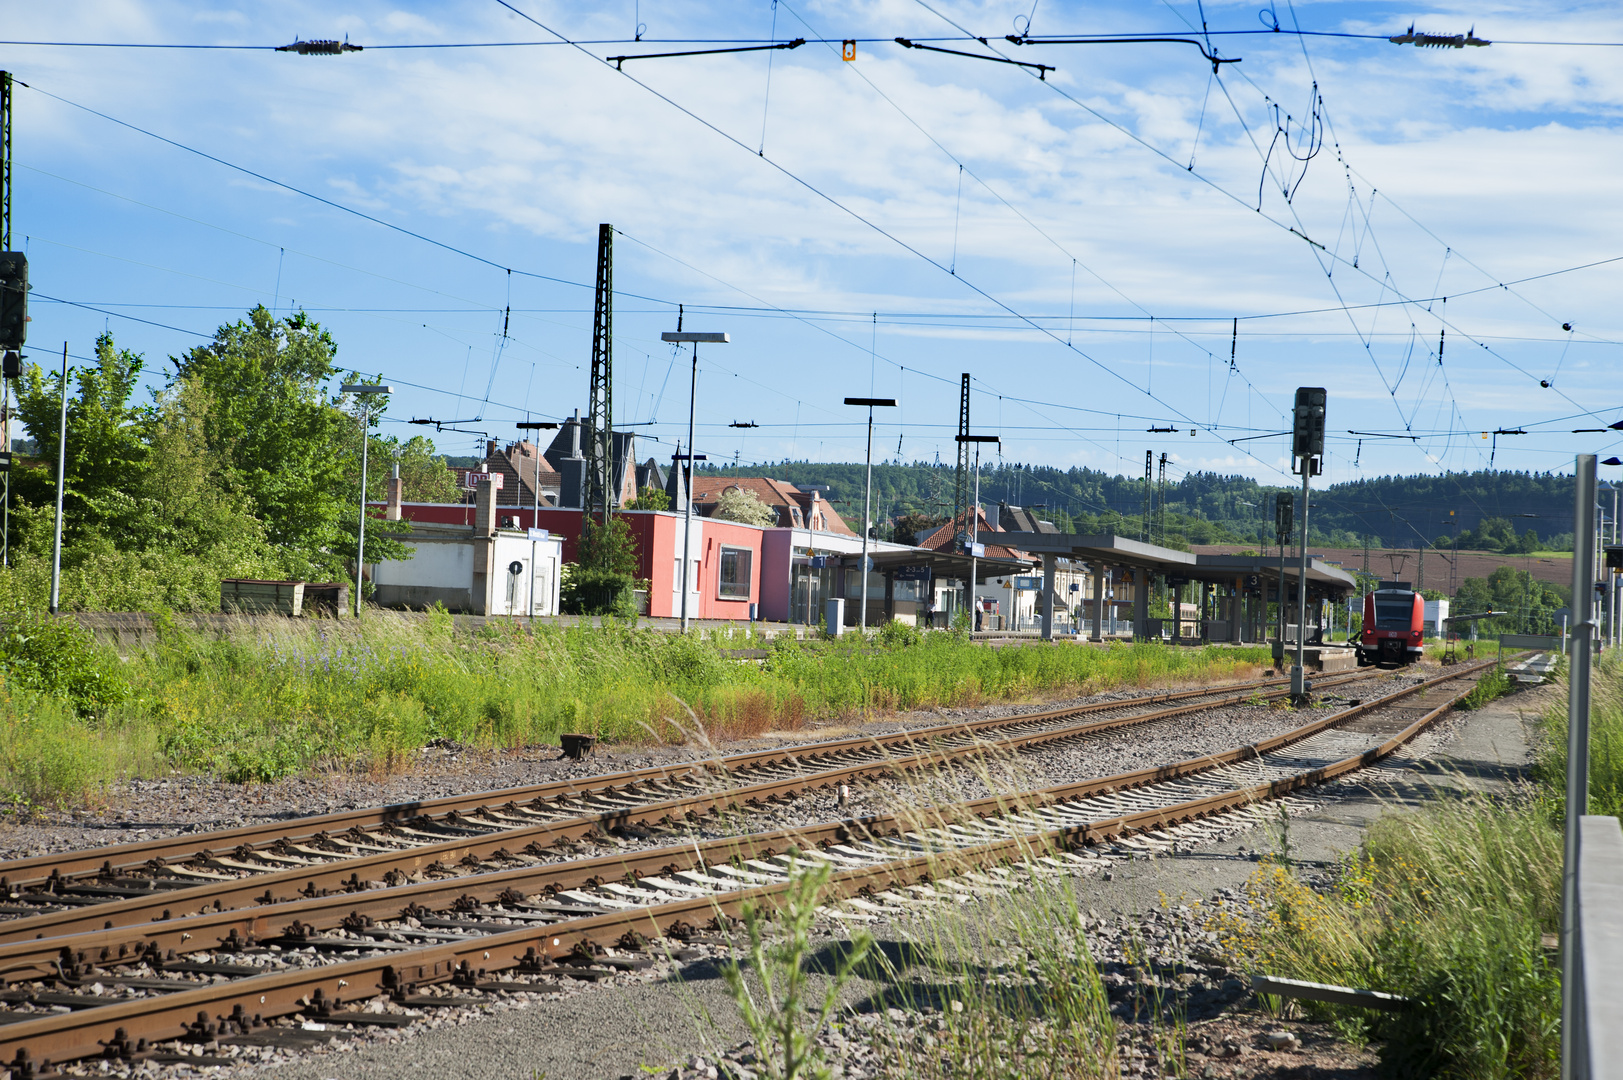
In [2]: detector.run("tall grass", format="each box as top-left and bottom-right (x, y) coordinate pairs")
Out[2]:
(1212, 798), (1561, 1079)
(1210, 652), (1623, 1078)
(0, 613), (1269, 804)
(1535, 649), (1623, 818)
(701, 858), (1117, 1080)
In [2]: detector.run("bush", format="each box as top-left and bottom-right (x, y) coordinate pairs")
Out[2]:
(559, 566), (636, 616)
(0, 611), (129, 717)
(876, 618), (922, 648)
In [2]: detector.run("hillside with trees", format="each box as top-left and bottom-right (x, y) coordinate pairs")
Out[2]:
(695, 460), (1576, 552)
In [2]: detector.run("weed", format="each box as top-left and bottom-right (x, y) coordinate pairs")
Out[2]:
(720, 860), (873, 1080)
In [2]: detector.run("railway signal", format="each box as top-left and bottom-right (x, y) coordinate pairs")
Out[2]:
(1289, 388), (1328, 702)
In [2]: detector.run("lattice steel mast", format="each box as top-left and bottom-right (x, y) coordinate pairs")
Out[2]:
(953, 373), (970, 535)
(585, 224), (613, 524)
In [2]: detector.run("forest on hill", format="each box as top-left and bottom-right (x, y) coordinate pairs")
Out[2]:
(691, 459), (1577, 552)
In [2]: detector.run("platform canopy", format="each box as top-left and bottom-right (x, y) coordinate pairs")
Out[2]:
(998, 532), (1357, 598)
(864, 545), (1033, 584)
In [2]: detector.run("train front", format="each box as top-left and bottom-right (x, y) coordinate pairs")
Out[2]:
(1359, 585), (1424, 667)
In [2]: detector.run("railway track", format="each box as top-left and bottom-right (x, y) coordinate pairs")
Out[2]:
(0, 666), (1384, 940)
(0, 659), (1494, 1077)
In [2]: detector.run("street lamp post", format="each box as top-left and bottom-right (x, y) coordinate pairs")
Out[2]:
(662, 330), (729, 633)
(341, 383), (393, 618)
(956, 433), (1000, 633)
(844, 397), (897, 635)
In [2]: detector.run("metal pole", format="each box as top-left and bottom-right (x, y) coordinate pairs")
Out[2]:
(3, 374), (10, 568)
(530, 443), (540, 626)
(354, 402), (370, 618)
(48, 343), (66, 614)
(970, 443), (981, 631)
(1562, 453), (1597, 1080)
(859, 404), (874, 636)
(1277, 535), (1287, 653)
(682, 345), (697, 633)
(1293, 464), (1311, 699)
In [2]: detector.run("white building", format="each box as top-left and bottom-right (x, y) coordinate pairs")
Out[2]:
(370, 479), (564, 616)
(1423, 597), (1450, 636)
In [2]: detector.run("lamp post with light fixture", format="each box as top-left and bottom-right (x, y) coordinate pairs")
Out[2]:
(844, 396), (897, 635)
(956, 433), (1000, 631)
(661, 330), (729, 631)
(341, 383), (393, 618)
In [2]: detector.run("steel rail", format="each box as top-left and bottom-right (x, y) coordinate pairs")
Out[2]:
(0, 661), (1495, 1071)
(0, 662), (1474, 981)
(2, 668), (1342, 890)
(0, 670), (1382, 941)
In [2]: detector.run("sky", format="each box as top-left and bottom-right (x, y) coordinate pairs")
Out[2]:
(4, 0), (1622, 492)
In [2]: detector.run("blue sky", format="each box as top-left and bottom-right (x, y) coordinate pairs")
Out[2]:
(6, 1), (1622, 488)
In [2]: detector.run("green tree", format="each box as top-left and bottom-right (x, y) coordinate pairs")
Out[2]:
(171, 306), (404, 577)
(712, 486), (777, 527)
(15, 333), (151, 548)
(628, 484), (670, 511)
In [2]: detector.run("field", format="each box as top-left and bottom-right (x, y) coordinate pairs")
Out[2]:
(1192, 543), (1572, 590)
(0, 612), (1270, 805)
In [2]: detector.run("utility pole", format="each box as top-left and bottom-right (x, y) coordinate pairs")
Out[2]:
(585, 224), (614, 524)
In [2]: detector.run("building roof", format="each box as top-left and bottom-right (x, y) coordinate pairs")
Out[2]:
(999, 502), (1059, 534)
(686, 476), (858, 536)
(916, 508), (1030, 563)
(451, 440), (562, 508)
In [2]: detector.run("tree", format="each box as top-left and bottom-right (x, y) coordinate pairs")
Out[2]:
(171, 306), (408, 577)
(15, 333), (151, 549)
(712, 486), (777, 527)
(172, 307), (355, 566)
(628, 485), (670, 511)
(892, 511), (946, 545)
(389, 436), (461, 504)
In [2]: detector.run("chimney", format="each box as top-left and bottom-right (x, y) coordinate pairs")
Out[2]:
(474, 478), (498, 536)
(385, 459), (403, 521)
(568, 409), (583, 459)
(486, 439), (498, 460)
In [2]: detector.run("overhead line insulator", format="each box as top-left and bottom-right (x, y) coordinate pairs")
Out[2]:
(276, 39), (363, 55)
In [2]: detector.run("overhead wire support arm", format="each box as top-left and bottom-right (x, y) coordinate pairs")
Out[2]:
(607, 39), (804, 69)
(894, 38), (1054, 79)
(1005, 34), (1237, 72)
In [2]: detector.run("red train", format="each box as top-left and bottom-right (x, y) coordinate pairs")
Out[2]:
(1356, 582), (1425, 668)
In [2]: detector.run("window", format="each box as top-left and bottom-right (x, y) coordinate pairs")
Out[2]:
(718, 546), (753, 600)
(1374, 599), (1413, 631)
